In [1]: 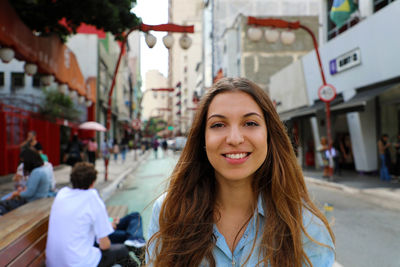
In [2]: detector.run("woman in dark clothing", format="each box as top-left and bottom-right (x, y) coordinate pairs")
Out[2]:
(65, 134), (83, 167)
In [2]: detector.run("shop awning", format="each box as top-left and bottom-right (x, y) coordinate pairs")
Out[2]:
(330, 84), (394, 114)
(279, 96), (343, 121)
(86, 77), (97, 103)
(0, 0), (88, 98)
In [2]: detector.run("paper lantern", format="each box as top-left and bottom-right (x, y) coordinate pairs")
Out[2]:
(145, 33), (157, 48)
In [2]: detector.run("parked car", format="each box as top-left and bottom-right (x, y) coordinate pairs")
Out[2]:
(174, 136), (187, 151)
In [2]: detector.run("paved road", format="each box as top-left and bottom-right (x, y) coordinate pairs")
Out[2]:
(308, 183), (400, 267)
(106, 150), (178, 239)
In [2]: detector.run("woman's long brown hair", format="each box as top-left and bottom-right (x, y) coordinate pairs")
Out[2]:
(148, 77), (334, 266)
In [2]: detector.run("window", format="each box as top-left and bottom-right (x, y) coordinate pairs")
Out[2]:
(11, 72), (25, 88)
(0, 72), (4, 87)
(374, 0), (397, 12)
(32, 74), (42, 87)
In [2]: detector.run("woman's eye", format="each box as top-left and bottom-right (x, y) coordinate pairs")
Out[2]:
(245, 121), (259, 127)
(210, 123), (224, 128)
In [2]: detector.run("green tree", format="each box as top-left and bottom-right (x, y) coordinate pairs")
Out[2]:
(143, 118), (167, 136)
(10, 0), (141, 41)
(39, 88), (81, 121)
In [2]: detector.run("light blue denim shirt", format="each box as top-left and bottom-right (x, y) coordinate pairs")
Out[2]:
(147, 194), (334, 267)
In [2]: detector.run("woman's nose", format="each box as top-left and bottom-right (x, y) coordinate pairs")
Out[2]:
(226, 126), (244, 146)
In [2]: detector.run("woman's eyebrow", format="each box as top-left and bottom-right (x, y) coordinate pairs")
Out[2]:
(207, 114), (226, 121)
(243, 112), (262, 118)
(207, 112), (262, 121)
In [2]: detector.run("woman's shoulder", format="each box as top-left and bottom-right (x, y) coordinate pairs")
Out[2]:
(302, 208), (334, 264)
(152, 193), (167, 213)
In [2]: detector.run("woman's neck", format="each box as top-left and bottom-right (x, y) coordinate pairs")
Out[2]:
(216, 179), (255, 215)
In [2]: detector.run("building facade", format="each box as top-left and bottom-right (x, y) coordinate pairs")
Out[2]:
(270, 0), (400, 173)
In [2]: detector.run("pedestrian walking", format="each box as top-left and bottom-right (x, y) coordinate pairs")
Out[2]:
(318, 136), (333, 179)
(87, 137), (98, 165)
(120, 137), (129, 163)
(101, 137), (112, 181)
(152, 138), (159, 159)
(112, 139), (120, 162)
(64, 134), (83, 167)
(378, 134), (391, 181)
(161, 139), (168, 157)
(147, 77), (334, 267)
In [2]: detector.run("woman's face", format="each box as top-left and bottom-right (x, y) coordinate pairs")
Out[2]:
(205, 91), (268, 184)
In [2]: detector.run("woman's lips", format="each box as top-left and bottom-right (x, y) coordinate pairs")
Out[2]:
(222, 152), (251, 164)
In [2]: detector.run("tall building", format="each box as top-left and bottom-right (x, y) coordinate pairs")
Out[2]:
(169, 0), (203, 135)
(269, 0), (400, 173)
(141, 70), (169, 122)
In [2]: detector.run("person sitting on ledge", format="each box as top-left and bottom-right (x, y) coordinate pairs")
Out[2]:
(46, 162), (139, 267)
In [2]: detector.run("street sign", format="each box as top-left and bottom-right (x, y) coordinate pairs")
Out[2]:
(318, 84), (337, 103)
(132, 119), (141, 130)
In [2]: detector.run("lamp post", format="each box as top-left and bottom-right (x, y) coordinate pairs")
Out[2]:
(247, 16), (336, 152)
(106, 23), (194, 132)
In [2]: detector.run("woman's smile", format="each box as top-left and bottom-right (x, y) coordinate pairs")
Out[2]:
(205, 91), (268, 182)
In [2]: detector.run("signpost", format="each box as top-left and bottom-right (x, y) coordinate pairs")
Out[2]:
(132, 119), (141, 130)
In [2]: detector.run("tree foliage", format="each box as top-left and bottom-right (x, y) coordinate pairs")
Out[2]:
(39, 88), (81, 121)
(10, 0), (141, 42)
(143, 118), (167, 137)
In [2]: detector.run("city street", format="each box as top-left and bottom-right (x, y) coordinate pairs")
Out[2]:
(105, 150), (400, 267)
(106, 149), (179, 239)
(308, 183), (400, 267)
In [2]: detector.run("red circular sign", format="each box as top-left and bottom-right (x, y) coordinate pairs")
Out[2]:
(132, 119), (141, 130)
(318, 84), (337, 103)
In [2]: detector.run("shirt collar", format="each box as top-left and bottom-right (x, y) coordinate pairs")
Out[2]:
(257, 194), (265, 217)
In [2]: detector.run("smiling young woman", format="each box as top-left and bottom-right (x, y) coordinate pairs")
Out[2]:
(147, 77), (335, 267)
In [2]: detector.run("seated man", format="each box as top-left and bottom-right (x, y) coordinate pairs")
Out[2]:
(46, 162), (134, 267)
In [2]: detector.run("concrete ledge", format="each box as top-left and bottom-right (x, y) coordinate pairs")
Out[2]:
(305, 176), (400, 211)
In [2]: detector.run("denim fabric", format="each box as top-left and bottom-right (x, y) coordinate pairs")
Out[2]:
(147, 194), (335, 267)
(379, 154), (391, 181)
(109, 212), (145, 244)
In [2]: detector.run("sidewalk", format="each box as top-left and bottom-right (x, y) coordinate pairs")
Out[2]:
(304, 169), (400, 210)
(0, 149), (150, 202)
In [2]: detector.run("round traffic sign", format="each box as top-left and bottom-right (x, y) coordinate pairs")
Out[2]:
(132, 119), (141, 130)
(318, 84), (337, 103)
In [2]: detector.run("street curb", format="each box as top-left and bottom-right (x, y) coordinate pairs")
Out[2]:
(100, 151), (150, 201)
(305, 176), (400, 211)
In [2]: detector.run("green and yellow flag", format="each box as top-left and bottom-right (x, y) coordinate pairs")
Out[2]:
(330, 0), (357, 29)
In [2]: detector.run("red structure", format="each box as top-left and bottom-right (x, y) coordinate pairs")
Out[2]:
(0, 103), (62, 175)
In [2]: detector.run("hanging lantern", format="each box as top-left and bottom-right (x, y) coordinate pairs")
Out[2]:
(264, 28), (280, 43)
(78, 96), (85, 104)
(179, 33), (192, 50)
(145, 32), (157, 48)
(247, 27), (263, 42)
(281, 31), (296, 45)
(58, 84), (68, 94)
(41, 75), (54, 86)
(86, 100), (92, 107)
(24, 63), (38, 76)
(162, 34), (174, 49)
(69, 90), (78, 99)
(0, 47), (15, 63)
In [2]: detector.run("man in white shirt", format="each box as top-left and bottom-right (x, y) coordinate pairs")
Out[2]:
(46, 162), (133, 267)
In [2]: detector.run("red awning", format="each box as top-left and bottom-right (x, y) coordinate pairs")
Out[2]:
(0, 0), (88, 98)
